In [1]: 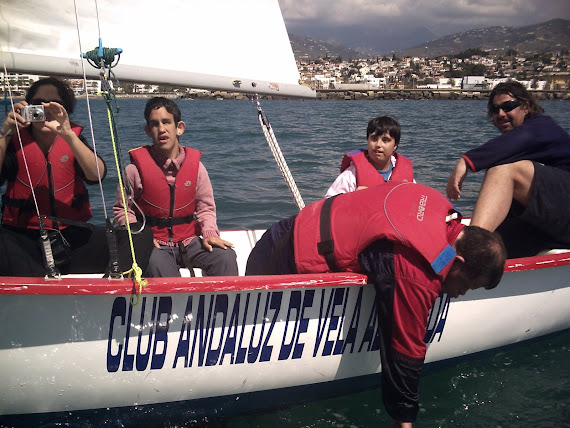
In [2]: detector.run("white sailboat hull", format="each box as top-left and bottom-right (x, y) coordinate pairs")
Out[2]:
(1, 229), (569, 422)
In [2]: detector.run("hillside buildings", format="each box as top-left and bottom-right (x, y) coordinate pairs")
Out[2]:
(299, 51), (568, 91)
(1, 50), (567, 96)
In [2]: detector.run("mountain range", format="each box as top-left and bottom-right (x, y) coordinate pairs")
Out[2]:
(289, 19), (570, 60)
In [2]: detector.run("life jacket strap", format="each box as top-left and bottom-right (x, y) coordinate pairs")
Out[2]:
(70, 192), (89, 209)
(142, 213), (197, 228)
(41, 215), (95, 230)
(317, 195), (339, 272)
(2, 193), (35, 210)
(2, 192), (89, 211)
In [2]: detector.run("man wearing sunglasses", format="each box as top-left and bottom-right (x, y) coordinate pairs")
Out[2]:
(446, 80), (570, 257)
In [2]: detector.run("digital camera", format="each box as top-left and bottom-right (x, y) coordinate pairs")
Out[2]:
(22, 105), (46, 122)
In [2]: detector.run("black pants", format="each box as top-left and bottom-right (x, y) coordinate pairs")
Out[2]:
(144, 238), (238, 277)
(497, 162), (570, 258)
(0, 223), (154, 276)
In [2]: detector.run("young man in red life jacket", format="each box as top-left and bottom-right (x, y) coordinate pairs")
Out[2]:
(0, 77), (152, 276)
(114, 97), (238, 277)
(246, 182), (507, 427)
(325, 116), (414, 198)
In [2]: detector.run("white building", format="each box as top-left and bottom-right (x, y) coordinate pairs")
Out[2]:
(133, 83), (159, 93)
(461, 76), (486, 89)
(361, 75), (384, 88)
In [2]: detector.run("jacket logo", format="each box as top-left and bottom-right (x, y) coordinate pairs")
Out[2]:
(417, 195), (427, 221)
(184, 180), (192, 187)
(60, 155), (69, 163)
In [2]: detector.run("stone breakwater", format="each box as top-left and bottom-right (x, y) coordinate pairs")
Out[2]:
(176, 89), (569, 101)
(315, 89), (570, 101)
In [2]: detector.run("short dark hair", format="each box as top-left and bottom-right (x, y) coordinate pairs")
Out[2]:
(144, 97), (182, 124)
(366, 116), (401, 146)
(26, 77), (76, 114)
(455, 226), (508, 290)
(487, 80), (544, 120)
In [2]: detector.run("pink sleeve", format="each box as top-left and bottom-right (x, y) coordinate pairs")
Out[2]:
(113, 164), (142, 226)
(194, 162), (220, 237)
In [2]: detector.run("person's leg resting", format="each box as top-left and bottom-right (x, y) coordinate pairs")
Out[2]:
(145, 246), (182, 277)
(183, 238), (238, 276)
(0, 226), (47, 276)
(245, 215), (297, 275)
(65, 226), (109, 274)
(471, 160), (535, 232)
(116, 224), (155, 273)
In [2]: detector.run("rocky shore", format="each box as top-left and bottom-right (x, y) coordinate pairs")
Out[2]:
(171, 88), (570, 101)
(314, 89), (570, 101)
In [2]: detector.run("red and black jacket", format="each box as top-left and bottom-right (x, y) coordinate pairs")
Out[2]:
(2, 125), (92, 230)
(340, 149), (414, 186)
(294, 182), (460, 278)
(129, 145), (202, 244)
(293, 182), (464, 422)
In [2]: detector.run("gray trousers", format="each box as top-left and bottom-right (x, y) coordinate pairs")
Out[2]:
(145, 237), (238, 277)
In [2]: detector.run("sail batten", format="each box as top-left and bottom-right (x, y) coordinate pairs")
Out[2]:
(1, 0), (315, 98)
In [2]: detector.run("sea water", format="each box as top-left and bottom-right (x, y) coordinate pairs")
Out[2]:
(2, 98), (569, 427)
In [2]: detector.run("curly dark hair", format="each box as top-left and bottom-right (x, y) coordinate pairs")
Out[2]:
(487, 80), (544, 120)
(366, 116), (401, 146)
(144, 97), (182, 124)
(455, 226), (508, 290)
(26, 76), (77, 114)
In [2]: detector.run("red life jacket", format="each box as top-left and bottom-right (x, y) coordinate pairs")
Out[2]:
(294, 182), (462, 278)
(340, 149), (414, 186)
(2, 124), (92, 230)
(129, 145), (202, 244)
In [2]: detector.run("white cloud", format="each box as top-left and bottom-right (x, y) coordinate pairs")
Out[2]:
(279, 0), (570, 36)
(280, 0), (406, 23)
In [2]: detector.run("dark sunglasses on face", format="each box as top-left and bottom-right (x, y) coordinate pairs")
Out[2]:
(490, 99), (521, 115)
(30, 99), (62, 105)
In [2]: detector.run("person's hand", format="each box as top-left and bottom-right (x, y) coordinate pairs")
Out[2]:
(1, 101), (29, 138)
(153, 239), (161, 248)
(42, 101), (73, 138)
(446, 158), (468, 200)
(202, 236), (234, 252)
(356, 186), (368, 191)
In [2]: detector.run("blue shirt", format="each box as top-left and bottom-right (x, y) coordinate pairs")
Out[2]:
(378, 162), (393, 181)
(464, 115), (570, 172)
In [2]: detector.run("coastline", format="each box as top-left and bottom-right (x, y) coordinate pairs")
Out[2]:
(109, 89), (570, 101)
(313, 88), (570, 101)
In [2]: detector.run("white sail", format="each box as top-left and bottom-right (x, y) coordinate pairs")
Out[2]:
(0, 0), (315, 98)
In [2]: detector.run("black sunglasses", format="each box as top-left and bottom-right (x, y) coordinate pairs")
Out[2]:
(30, 99), (62, 105)
(490, 99), (521, 115)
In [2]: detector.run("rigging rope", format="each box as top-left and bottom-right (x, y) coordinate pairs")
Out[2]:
(252, 96), (305, 210)
(72, 0), (147, 297)
(107, 101), (148, 303)
(1, 60), (60, 278)
(72, 0), (108, 221)
(73, 0), (123, 280)
(1, 2), (143, 287)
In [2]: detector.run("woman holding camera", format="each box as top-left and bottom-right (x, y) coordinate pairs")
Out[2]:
(0, 76), (151, 276)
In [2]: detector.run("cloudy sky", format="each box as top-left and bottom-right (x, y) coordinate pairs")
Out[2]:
(279, 0), (570, 54)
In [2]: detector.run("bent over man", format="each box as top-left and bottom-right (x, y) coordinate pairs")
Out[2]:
(246, 182), (507, 427)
